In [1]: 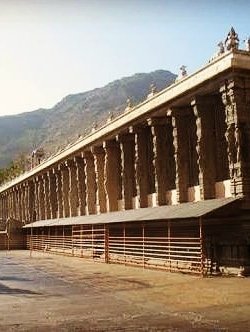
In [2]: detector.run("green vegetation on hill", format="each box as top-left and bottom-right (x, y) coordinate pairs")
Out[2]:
(0, 69), (176, 169)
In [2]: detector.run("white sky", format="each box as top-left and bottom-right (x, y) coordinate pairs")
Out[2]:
(0, 0), (249, 116)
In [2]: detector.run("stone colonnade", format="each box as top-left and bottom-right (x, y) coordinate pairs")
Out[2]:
(1, 77), (250, 224)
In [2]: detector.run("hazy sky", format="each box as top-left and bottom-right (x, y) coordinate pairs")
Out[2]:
(0, 0), (249, 116)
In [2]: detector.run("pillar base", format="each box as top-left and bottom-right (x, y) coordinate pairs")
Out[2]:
(132, 196), (139, 209)
(147, 193), (158, 207)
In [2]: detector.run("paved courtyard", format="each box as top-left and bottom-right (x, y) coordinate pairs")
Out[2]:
(0, 250), (249, 331)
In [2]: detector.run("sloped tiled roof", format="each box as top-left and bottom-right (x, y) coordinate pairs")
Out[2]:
(23, 197), (239, 228)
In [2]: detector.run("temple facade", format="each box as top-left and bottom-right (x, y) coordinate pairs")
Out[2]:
(1, 30), (250, 275)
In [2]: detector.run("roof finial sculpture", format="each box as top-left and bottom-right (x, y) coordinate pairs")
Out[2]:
(107, 111), (114, 123)
(31, 147), (45, 167)
(147, 83), (157, 99)
(92, 121), (97, 132)
(180, 65), (187, 77)
(209, 41), (225, 63)
(244, 37), (250, 51)
(175, 65), (187, 82)
(225, 27), (239, 51)
(125, 98), (132, 112)
(217, 41), (225, 55)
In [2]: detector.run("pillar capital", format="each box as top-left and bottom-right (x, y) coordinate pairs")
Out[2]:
(116, 132), (135, 143)
(83, 150), (93, 160)
(91, 145), (105, 155)
(103, 139), (118, 149)
(147, 117), (171, 127)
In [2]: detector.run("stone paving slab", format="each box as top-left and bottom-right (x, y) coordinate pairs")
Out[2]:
(0, 250), (249, 331)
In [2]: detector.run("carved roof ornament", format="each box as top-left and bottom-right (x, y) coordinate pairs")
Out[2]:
(125, 98), (132, 112)
(91, 121), (97, 132)
(217, 41), (225, 55)
(209, 41), (225, 63)
(175, 65), (187, 82)
(147, 83), (157, 99)
(107, 111), (114, 123)
(225, 27), (239, 51)
(243, 37), (250, 51)
(31, 147), (45, 166)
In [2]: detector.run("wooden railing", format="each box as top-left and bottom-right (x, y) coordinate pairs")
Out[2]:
(108, 236), (202, 274)
(27, 227), (202, 274)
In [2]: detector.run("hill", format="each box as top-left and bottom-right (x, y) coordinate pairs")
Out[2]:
(0, 69), (176, 168)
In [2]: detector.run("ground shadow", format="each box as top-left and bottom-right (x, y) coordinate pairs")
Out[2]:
(0, 282), (41, 295)
(0, 276), (32, 282)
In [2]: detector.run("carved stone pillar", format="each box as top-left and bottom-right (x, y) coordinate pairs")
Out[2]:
(27, 180), (35, 223)
(104, 140), (122, 212)
(13, 188), (17, 220)
(75, 156), (86, 216)
(7, 191), (11, 219)
(37, 175), (46, 220)
(1, 195), (4, 220)
(23, 183), (28, 222)
(134, 125), (155, 208)
(12, 189), (16, 219)
(54, 168), (63, 218)
(43, 173), (51, 220)
(67, 159), (79, 217)
(3, 193), (7, 220)
(48, 170), (57, 219)
(10, 190), (14, 219)
(5, 192), (8, 220)
(1, 195), (5, 220)
(192, 97), (216, 199)
(220, 77), (250, 198)
(4, 194), (7, 220)
(171, 108), (198, 203)
(10, 189), (15, 219)
(60, 163), (70, 218)
(20, 184), (26, 222)
(148, 117), (176, 205)
(92, 146), (107, 213)
(17, 185), (22, 222)
(0, 195), (3, 220)
(119, 133), (137, 210)
(84, 151), (97, 215)
(34, 177), (40, 221)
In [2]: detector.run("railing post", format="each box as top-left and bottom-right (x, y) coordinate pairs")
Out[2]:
(104, 224), (109, 263)
(142, 222), (145, 268)
(168, 220), (171, 272)
(199, 217), (205, 277)
(123, 223), (126, 265)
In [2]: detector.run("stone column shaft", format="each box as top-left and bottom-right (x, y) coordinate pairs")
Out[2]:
(92, 146), (107, 213)
(85, 151), (97, 215)
(67, 160), (79, 217)
(54, 169), (63, 218)
(27, 181), (35, 223)
(38, 176), (46, 220)
(34, 177), (41, 221)
(192, 97), (216, 199)
(60, 164), (70, 218)
(104, 140), (122, 212)
(43, 174), (51, 220)
(134, 126), (155, 208)
(172, 111), (190, 203)
(75, 156), (86, 216)
(149, 117), (176, 205)
(48, 170), (57, 219)
(119, 133), (137, 210)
